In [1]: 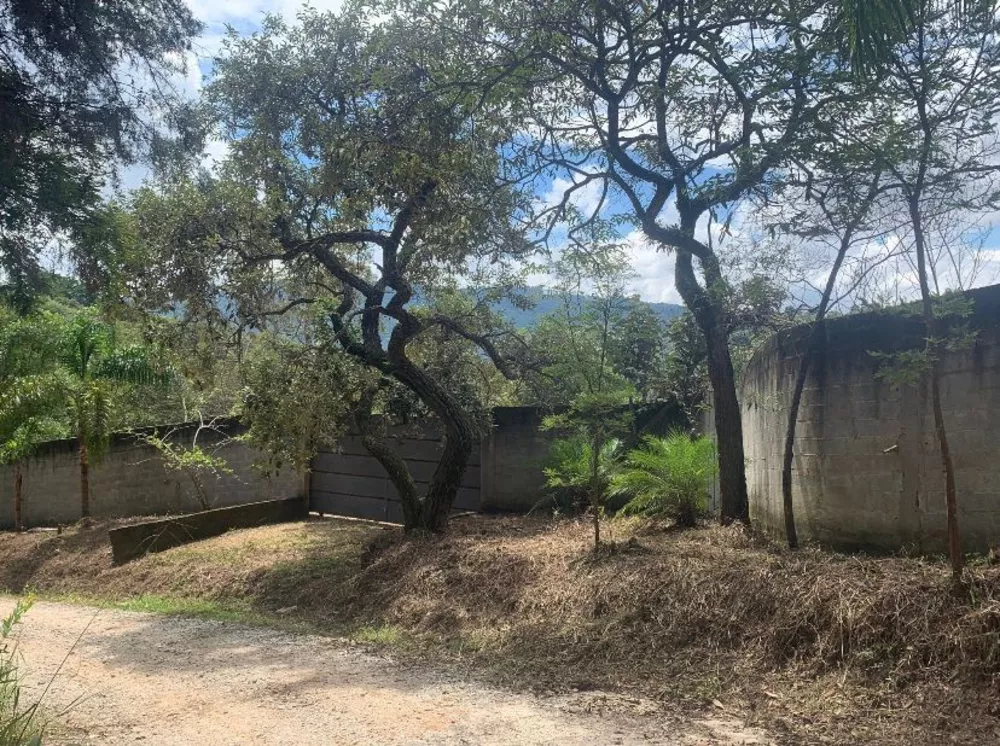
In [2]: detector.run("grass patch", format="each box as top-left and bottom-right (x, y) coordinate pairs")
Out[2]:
(1, 514), (999, 745)
(351, 624), (404, 646)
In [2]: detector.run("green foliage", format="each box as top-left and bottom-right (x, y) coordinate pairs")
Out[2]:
(541, 435), (621, 515)
(56, 310), (172, 463)
(0, 0), (202, 307)
(238, 330), (363, 474)
(611, 433), (717, 527)
(139, 421), (235, 510)
(871, 295), (979, 386)
(0, 598), (42, 746)
(0, 308), (70, 465)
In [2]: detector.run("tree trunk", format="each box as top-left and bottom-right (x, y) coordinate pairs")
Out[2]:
(79, 440), (91, 518)
(909, 196), (962, 581)
(590, 431), (602, 549)
(418, 422), (474, 533)
(353, 367), (478, 534)
(14, 463), (23, 531)
(675, 250), (749, 524)
(781, 342), (814, 549)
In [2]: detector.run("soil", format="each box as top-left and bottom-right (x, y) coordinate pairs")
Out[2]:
(3, 598), (771, 746)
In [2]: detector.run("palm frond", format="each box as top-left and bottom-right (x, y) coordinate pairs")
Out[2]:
(841, 0), (990, 74)
(610, 431), (717, 525)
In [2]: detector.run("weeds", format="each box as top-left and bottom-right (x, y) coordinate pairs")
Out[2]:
(0, 598), (41, 746)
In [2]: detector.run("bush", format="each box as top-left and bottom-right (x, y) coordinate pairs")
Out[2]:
(0, 599), (41, 746)
(610, 432), (716, 527)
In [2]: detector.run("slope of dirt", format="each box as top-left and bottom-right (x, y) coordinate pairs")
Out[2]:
(1, 515), (999, 745)
(2, 598), (771, 745)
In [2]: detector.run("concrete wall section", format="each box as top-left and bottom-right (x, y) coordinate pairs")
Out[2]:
(742, 284), (1000, 553)
(480, 407), (559, 513)
(0, 420), (301, 528)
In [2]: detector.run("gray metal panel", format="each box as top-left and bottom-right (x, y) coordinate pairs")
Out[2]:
(335, 435), (481, 465)
(312, 471), (479, 505)
(312, 455), (480, 490)
(309, 428), (482, 523)
(310, 491), (399, 522)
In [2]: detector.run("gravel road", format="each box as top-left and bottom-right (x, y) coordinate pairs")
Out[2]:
(2, 598), (771, 745)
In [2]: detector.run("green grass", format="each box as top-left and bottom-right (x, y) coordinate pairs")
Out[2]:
(34, 592), (281, 628)
(351, 624), (404, 645)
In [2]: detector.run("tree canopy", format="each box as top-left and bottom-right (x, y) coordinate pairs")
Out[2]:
(0, 0), (202, 308)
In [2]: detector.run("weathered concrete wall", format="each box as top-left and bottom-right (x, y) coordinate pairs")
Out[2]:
(0, 420), (301, 528)
(742, 284), (1000, 553)
(480, 407), (558, 513)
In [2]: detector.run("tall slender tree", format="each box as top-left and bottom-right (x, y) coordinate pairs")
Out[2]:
(58, 313), (169, 517)
(439, 0), (850, 522)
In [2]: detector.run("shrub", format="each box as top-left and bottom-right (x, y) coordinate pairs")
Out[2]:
(0, 599), (42, 746)
(610, 432), (716, 527)
(539, 435), (621, 515)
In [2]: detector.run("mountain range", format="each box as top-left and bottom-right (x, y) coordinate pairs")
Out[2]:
(491, 287), (685, 328)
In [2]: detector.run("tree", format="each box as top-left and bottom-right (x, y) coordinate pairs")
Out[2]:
(533, 243), (636, 547)
(854, 4), (1000, 579)
(127, 5), (533, 532)
(0, 308), (67, 529)
(137, 414), (236, 511)
(446, 0), (848, 523)
(57, 312), (169, 517)
(768, 160), (890, 548)
(0, 0), (203, 307)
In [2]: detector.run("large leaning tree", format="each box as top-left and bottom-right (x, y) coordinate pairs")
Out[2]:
(429, 0), (849, 522)
(126, 5), (533, 532)
(0, 0), (203, 309)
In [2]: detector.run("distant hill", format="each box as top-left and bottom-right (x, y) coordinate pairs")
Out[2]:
(491, 287), (685, 328)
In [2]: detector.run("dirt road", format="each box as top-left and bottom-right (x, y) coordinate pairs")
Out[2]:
(2, 598), (771, 745)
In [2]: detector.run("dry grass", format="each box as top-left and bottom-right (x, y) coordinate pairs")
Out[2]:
(1, 514), (998, 745)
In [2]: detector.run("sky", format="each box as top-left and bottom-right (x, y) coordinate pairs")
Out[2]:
(116, 0), (1000, 309)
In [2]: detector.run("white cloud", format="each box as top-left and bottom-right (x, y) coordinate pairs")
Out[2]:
(622, 230), (681, 304)
(186, 0), (344, 29)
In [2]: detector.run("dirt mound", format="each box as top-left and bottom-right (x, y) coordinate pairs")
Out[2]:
(1, 515), (998, 744)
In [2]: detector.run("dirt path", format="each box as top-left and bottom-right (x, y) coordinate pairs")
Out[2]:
(2, 598), (772, 745)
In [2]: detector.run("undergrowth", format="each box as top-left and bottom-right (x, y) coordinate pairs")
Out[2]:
(1, 516), (999, 745)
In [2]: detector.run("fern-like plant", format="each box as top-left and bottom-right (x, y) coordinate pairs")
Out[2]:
(541, 435), (621, 515)
(610, 432), (716, 527)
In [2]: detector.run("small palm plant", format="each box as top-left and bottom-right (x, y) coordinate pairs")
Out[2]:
(610, 432), (716, 528)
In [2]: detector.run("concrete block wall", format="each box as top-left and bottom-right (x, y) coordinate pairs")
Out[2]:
(480, 407), (559, 513)
(741, 284), (1000, 553)
(0, 420), (301, 528)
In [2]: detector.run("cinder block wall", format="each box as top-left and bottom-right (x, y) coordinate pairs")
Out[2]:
(480, 407), (558, 513)
(0, 420), (301, 528)
(740, 284), (1000, 553)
